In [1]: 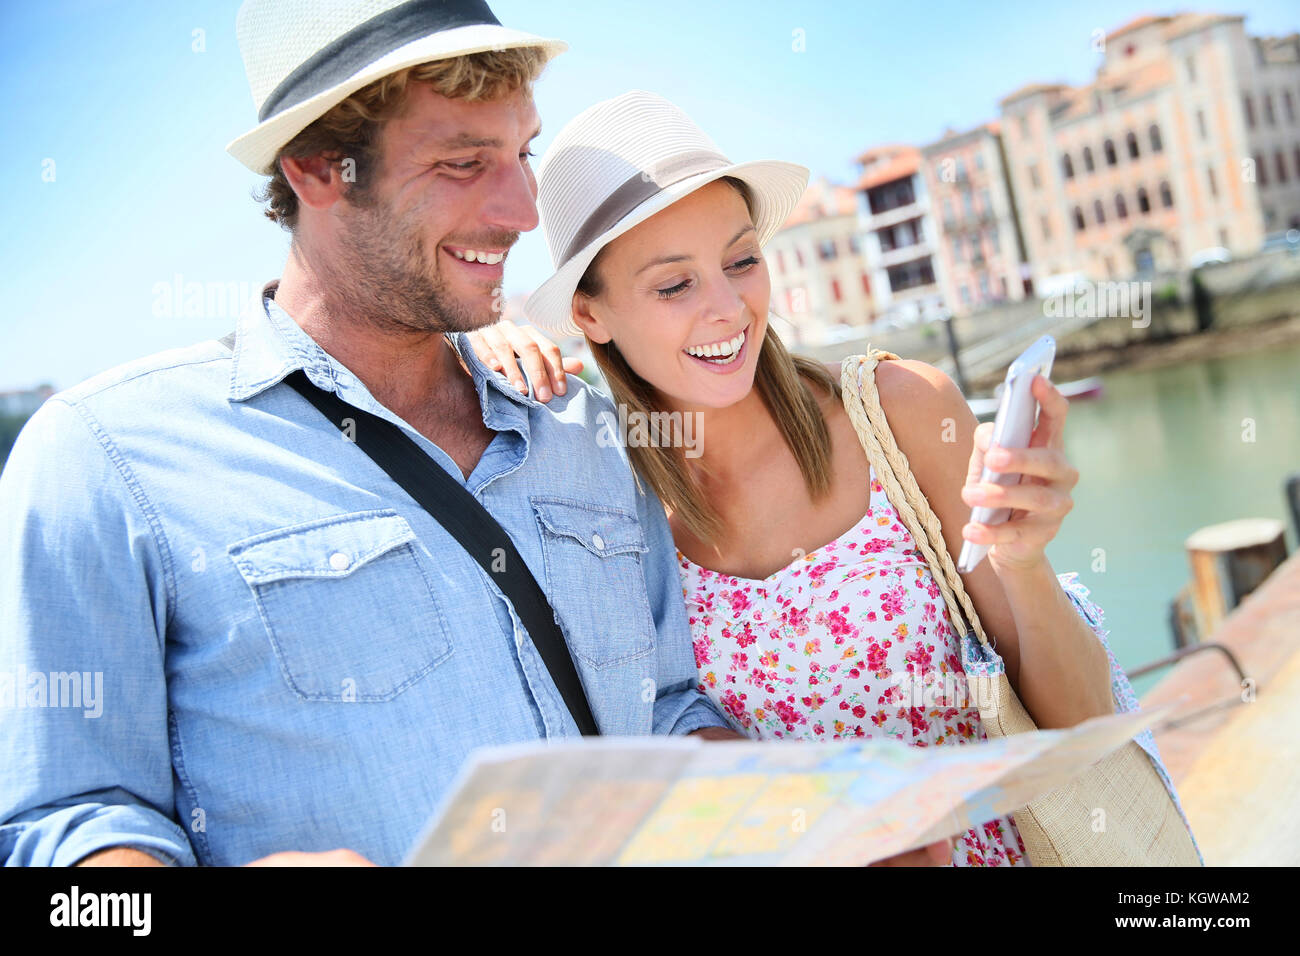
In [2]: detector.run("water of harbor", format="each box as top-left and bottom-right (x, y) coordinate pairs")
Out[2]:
(1043, 341), (1300, 696)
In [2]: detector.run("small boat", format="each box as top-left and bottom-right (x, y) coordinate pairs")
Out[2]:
(966, 376), (1104, 421)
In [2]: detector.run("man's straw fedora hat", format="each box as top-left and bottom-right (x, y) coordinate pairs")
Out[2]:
(227, 0), (567, 175)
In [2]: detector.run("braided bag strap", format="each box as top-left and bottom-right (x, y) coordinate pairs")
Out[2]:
(839, 351), (992, 649)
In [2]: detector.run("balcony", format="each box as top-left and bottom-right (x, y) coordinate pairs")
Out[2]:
(879, 242), (934, 268)
(862, 201), (924, 231)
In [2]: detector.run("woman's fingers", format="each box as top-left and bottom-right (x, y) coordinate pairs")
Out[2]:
(961, 480), (1074, 517)
(870, 838), (953, 866)
(981, 445), (1078, 488)
(1029, 375), (1069, 450)
(522, 325), (571, 398)
(456, 321), (584, 404)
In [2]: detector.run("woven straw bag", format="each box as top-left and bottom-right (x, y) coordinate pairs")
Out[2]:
(840, 349), (1201, 866)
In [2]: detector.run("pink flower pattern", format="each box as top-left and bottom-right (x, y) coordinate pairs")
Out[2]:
(677, 467), (1028, 867)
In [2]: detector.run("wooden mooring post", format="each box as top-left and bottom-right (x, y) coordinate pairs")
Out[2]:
(1184, 518), (1288, 640)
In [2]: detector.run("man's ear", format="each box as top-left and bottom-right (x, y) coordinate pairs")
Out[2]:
(571, 293), (612, 344)
(279, 152), (348, 212)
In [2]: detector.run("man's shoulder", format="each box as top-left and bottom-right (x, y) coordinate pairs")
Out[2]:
(523, 371), (619, 431)
(54, 337), (232, 408)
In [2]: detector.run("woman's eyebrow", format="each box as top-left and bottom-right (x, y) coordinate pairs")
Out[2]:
(635, 224), (757, 276)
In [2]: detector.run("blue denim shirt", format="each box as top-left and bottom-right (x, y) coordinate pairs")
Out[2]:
(0, 285), (729, 866)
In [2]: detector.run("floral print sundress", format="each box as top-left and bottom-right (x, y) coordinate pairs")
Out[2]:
(676, 464), (1029, 866)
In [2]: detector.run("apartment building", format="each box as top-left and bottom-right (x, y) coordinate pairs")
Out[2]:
(855, 145), (945, 324)
(921, 121), (1032, 316)
(998, 13), (1300, 287)
(766, 176), (874, 345)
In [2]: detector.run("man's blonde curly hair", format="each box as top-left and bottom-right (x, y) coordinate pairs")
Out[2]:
(255, 46), (549, 232)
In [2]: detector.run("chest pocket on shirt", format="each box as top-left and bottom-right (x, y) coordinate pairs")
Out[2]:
(228, 510), (453, 701)
(531, 497), (656, 669)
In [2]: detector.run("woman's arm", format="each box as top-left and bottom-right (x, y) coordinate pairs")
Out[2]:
(874, 359), (1112, 730)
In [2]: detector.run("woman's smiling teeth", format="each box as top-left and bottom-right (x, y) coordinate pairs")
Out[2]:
(684, 328), (745, 362)
(449, 247), (505, 264)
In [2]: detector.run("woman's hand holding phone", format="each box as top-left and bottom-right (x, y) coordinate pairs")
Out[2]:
(958, 373), (1080, 576)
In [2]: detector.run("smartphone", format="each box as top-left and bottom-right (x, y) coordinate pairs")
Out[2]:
(956, 335), (1056, 574)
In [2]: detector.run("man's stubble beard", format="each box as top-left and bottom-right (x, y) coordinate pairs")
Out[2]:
(331, 187), (509, 336)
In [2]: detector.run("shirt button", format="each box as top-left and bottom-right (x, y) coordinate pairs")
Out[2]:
(591, 533), (605, 550)
(329, 551), (351, 571)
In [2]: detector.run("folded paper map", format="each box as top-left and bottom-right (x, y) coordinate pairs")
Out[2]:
(404, 702), (1180, 866)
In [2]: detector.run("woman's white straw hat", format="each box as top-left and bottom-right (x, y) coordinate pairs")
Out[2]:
(525, 91), (810, 337)
(226, 0), (567, 175)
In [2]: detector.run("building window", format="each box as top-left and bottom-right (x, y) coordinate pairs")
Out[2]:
(1115, 192), (1129, 219)
(989, 223), (999, 247)
(1196, 109), (1207, 140)
(885, 259), (936, 292)
(960, 285), (972, 305)
(962, 191), (974, 218)
(1040, 215), (1051, 240)
(1073, 206), (1086, 231)
(978, 273), (991, 298)
(831, 278), (842, 302)
(1256, 154), (1268, 187)
(1159, 180), (1174, 208)
(1277, 152), (1289, 183)
(1028, 164), (1041, 189)
(848, 233), (861, 255)
(974, 152), (985, 171)
(1149, 124), (1163, 153)
(1093, 199), (1106, 225)
(1263, 93), (1275, 126)
(818, 238), (838, 261)
(1207, 167), (1218, 198)
(955, 158), (967, 181)
(1104, 139), (1118, 165)
(952, 235), (963, 262)
(1082, 146), (1095, 172)
(1062, 153), (1075, 179)
(978, 189), (991, 215)
(1185, 55), (1196, 82)
(1244, 94), (1256, 128)
(1136, 186), (1151, 214)
(1285, 91), (1296, 122)
(942, 198), (954, 222)
(1295, 147), (1300, 180)
(1126, 131), (1140, 159)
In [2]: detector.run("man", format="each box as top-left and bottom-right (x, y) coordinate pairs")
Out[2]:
(0, 0), (947, 867)
(0, 0), (743, 869)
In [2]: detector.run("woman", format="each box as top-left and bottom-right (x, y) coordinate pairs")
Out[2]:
(473, 91), (1161, 866)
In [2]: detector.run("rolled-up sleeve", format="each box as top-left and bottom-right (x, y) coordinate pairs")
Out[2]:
(632, 476), (730, 737)
(0, 398), (196, 866)
(1057, 571), (1204, 865)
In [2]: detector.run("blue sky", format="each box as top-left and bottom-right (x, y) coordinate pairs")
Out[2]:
(3, 0), (1297, 391)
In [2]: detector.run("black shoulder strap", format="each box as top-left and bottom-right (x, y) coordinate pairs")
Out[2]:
(217, 332), (599, 735)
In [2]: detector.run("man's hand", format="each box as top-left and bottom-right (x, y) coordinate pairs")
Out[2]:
(76, 847), (168, 866)
(689, 726), (744, 741)
(244, 849), (377, 866)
